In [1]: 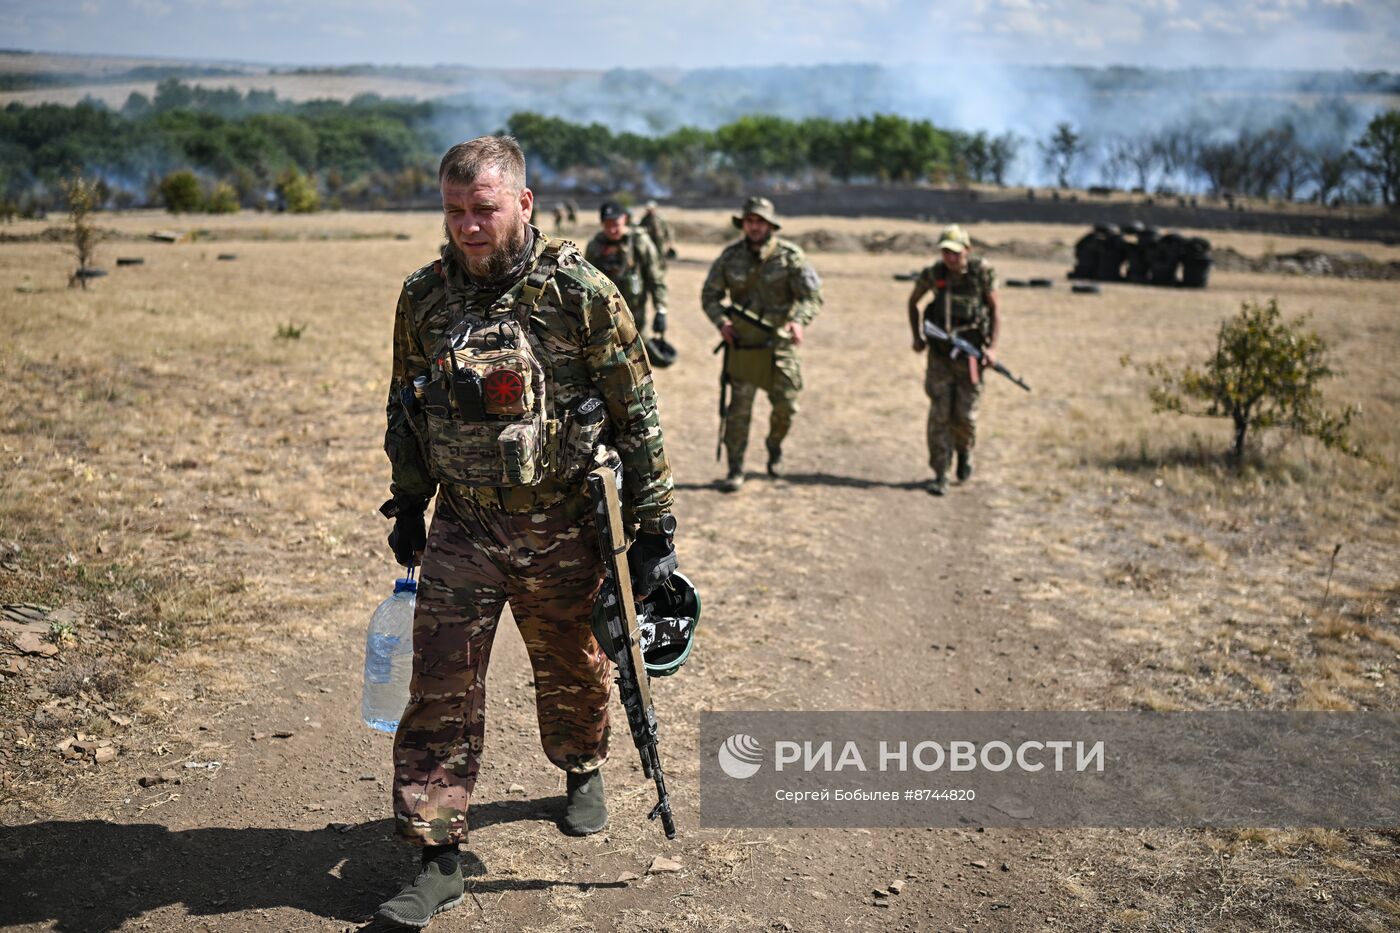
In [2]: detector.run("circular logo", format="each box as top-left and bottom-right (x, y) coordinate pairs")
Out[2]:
(483, 370), (525, 407)
(717, 733), (764, 779)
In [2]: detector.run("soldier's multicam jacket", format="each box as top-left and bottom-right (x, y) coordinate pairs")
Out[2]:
(583, 227), (668, 318)
(917, 256), (997, 342)
(700, 236), (822, 347)
(386, 227), (674, 530)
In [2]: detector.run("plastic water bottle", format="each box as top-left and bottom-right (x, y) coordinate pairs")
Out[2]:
(361, 569), (416, 734)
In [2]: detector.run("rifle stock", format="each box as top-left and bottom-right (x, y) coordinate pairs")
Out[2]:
(586, 457), (676, 838)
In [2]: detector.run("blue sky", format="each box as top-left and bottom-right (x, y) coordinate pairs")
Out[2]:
(2, 0), (1397, 71)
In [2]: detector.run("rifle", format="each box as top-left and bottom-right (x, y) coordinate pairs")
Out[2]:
(922, 320), (1031, 392)
(715, 343), (729, 463)
(586, 456), (677, 839)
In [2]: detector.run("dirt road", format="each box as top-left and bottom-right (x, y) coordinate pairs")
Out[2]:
(2, 211), (1396, 931)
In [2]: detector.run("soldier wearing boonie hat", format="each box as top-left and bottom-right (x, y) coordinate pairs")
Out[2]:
(906, 223), (1001, 496)
(702, 196), (823, 492)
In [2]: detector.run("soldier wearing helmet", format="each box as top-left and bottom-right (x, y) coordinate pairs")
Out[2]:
(907, 223), (1001, 495)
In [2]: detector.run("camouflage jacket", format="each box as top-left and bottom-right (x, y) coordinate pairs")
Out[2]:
(917, 256), (997, 340)
(385, 227), (674, 530)
(700, 236), (822, 347)
(639, 211), (673, 259)
(583, 227), (669, 319)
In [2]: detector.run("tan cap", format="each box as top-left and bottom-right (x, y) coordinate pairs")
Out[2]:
(936, 223), (971, 253)
(732, 195), (781, 230)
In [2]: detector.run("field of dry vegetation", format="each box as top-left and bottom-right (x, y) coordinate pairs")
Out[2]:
(1, 207), (1396, 931)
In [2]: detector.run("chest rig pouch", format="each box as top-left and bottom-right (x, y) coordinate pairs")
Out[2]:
(417, 244), (563, 488)
(924, 260), (990, 350)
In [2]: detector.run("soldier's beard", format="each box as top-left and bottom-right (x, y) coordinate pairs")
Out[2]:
(444, 219), (530, 283)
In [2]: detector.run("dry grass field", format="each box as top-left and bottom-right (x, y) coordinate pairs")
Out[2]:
(1, 207), (1397, 931)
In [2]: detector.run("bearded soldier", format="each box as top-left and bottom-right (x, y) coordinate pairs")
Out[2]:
(702, 196), (822, 492)
(584, 200), (670, 338)
(639, 199), (676, 265)
(376, 136), (678, 927)
(907, 223), (1001, 496)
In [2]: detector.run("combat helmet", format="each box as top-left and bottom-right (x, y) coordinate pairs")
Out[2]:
(591, 571), (701, 677)
(645, 335), (679, 368)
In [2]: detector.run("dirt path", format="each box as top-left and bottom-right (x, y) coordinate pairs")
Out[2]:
(2, 216), (1396, 932)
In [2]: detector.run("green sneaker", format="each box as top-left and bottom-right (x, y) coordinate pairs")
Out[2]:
(375, 860), (464, 929)
(927, 476), (948, 497)
(564, 769), (608, 835)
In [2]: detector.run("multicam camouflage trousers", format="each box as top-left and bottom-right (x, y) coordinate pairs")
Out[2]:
(392, 492), (611, 846)
(925, 351), (983, 478)
(724, 350), (803, 468)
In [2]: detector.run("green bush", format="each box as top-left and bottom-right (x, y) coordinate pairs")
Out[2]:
(1136, 298), (1360, 464)
(276, 169), (319, 213)
(158, 170), (203, 213)
(205, 180), (240, 213)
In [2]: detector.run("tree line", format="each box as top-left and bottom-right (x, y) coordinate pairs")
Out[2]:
(1039, 108), (1400, 206)
(1, 79), (1397, 215)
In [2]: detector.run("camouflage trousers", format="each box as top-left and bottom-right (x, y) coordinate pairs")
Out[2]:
(925, 352), (983, 477)
(392, 492), (611, 847)
(724, 351), (803, 467)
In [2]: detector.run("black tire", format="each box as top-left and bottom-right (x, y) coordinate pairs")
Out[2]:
(1071, 282), (1101, 294)
(1005, 278), (1029, 288)
(1029, 278), (1053, 288)
(75, 268), (108, 279)
(116, 257), (145, 266)
(217, 253), (238, 261)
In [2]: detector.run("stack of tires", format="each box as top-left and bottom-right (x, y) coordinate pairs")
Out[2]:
(1067, 222), (1210, 290)
(1181, 236), (1213, 288)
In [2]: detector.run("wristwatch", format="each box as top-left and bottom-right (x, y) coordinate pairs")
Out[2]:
(640, 514), (678, 538)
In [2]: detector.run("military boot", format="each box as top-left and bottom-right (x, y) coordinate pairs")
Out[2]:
(719, 462), (745, 493)
(956, 450), (973, 483)
(927, 475), (948, 497)
(375, 858), (464, 928)
(564, 769), (608, 835)
(766, 441), (783, 477)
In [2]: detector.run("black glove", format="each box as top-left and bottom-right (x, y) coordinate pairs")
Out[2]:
(380, 496), (429, 567)
(630, 531), (677, 598)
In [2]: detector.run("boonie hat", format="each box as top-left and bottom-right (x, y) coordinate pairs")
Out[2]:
(936, 223), (971, 254)
(599, 201), (629, 222)
(732, 195), (781, 230)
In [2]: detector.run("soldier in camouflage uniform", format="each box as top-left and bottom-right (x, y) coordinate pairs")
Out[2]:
(702, 196), (822, 492)
(376, 136), (678, 928)
(584, 201), (669, 337)
(639, 199), (675, 266)
(907, 224), (1001, 496)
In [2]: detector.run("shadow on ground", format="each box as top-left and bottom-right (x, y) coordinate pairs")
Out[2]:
(675, 471), (927, 492)
(0, 810), (614, 931)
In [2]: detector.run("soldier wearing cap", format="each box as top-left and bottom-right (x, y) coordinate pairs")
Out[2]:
(907, 223), (1000, 496)
(702, 195), (823, 492)
(639, 199), (676, 267)
(584, 200), (670, 338)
